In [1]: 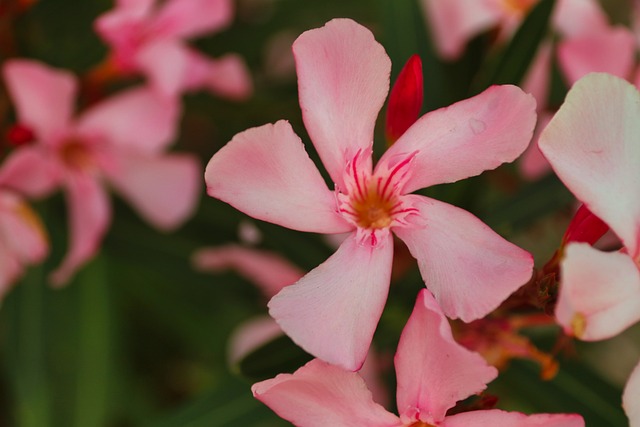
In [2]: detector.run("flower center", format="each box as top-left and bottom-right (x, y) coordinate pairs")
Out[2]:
(501, 0), (536, 15)
(407, 422), (436, 427)
(350, 181), (397, 229)
(59, 138), (94, 171)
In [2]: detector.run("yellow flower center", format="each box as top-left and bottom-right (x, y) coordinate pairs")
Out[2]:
(59, 139), (94, 171)
(350, 181), (397, 229)
(571, 312), (587, 339)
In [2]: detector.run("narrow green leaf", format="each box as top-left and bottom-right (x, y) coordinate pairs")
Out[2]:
(474, 0), (556, 91)
(73, 255), (112, 427)
(4, 267), (53, 427)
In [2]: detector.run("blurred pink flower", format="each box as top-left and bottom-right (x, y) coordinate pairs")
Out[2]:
(0, 186), (48, 298)
(95, 0), (252, 99)
(2, 59), (201, 286)
(539, 73), (640, 426)
(253, 289), (584, 427)
(206, 18), (535, 370)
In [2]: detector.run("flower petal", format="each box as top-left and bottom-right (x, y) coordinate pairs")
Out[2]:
(252, 359), (401, 427)
(394, 196), (533, 322)
(192, 245), (303, 298)
(50, 173), (111, 286)
(419, 0), (500, 60)
(0, 192), (48, 266)
(395, 289), (497, 423)
(3, 60), (76, 142)
(557, 27), (636, 86)
(227, 316), (284, 365)
(78, 87), (180, 153)
(0, 146), (61, 197)
(380, 85), (536, 193)
(135, 39), (191, 97)
(623, 360), (640, 427)
(186, 53), (253, 100)
(152, 0), (232, 39)
(268, 232), (393, 371)
(555, 243), (640, 341)
(205, 120), (351, 234)
(442, 409), (584, 427)
(293, 18), (390, 188)
(522, 42), (553, 108)
(107, 151), (200, 230)
(518, 111), (553, 181)
(538, 73), (640, 256)
(553, 0), (609, 38)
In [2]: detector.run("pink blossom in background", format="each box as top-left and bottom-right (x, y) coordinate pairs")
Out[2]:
(0, 186), (48, 298)
(206, 18), (535, 370)
(2, 59), (201, 286)
(95, 0), (252, 99)
(539, 73), (640, 426)
(252, 289), (584, 427)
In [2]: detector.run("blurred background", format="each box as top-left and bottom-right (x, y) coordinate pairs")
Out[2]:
(1, 0), (639, 425)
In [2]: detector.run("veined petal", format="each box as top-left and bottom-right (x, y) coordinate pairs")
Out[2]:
(77, 87), (181, 153)
(419, 0), (500, 60)
(442, 409), (584, 426)
(3, 60), (76, 142)
(0, 146), (61, 197)
(394, 196), (533, 322)
(205, 120), (351, 234)
(293, 18), (390, 188)
(50, 173), (111, 286)
(395, 289), (497, 423)
(152, 0), (232, 39)
(107, 151), (200, 230)
(538, 73), (640, 256)
(192, 245), (303, 298)
(557, 27), (636, 86)
(624, 360), (640, 427)
(380, 85), (536, 194)
(555, 243), (640, 341)
(268, 232), (393, 371)
(252, 359), (401, 427)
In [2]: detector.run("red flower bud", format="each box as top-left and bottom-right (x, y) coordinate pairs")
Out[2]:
(385, 54), (423, 145)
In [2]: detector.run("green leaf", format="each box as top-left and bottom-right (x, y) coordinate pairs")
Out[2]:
(474, 0), (556, 91)
(3, 267), (53, 427)
(236, 334), (312, 382)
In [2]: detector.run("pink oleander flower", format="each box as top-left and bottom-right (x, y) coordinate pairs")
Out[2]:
(538, 72), (640, 426)
(95, 0), (252, 99)
(253, 289), (584, 427)
(205, 18), (535, 370)
(421, 0), (608, 61)
(2, 59), (201, 285)
(0, 181), (48, 298)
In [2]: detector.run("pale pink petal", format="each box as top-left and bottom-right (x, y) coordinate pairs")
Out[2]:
(394, 196), (533, 322)
(623, 360), (640, 427)
(152, 0), (232, 39)
(135, 39), (191, 97)
(268, 233), (393, 371)
(106, 152), (200, 230)
(94, 4), (149, 70)
(0, 192), (48, 265)
(197, 54), (253, 100)
(205, 120), (352, 234)
(419, 0), (500, 60)
(114, 0), (154, 14)
(50, 173), (110, 286)
(557, 27), (636, 86)
(3, 60), (76, 142)
(0, 146), (61, 197)
(539, 73), (640, 256)
(78, 87), (180, 153)
(395, 289), (497, 423)
(442, 409), (584, 426)
(380, 85), (536, 193)
(519, 111), (553, 181)
(192, 245), (303, 298)
(227, 316), (284, 364)
(555, 243), (640, 341)
(522, 42), (553, 108)
(293, 18), (391, 188)
(553, 0), (609, 38)
(252, 359), (401, 427)
(359, 348), (390, 408)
